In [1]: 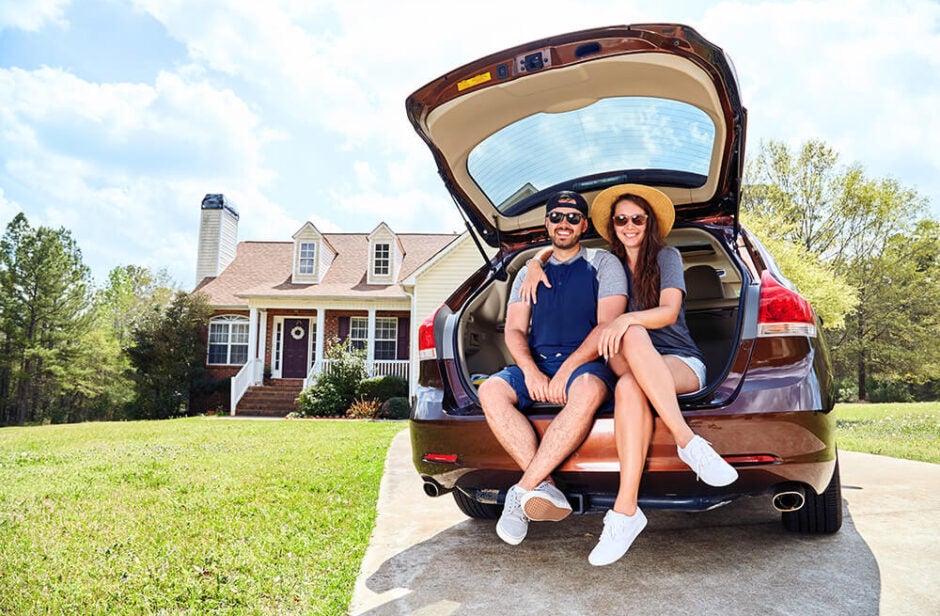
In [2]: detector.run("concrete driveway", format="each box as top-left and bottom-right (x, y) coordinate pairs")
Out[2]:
(350, 429), (939, 615)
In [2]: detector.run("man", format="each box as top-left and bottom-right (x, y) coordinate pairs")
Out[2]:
(478, 190), (627, 545)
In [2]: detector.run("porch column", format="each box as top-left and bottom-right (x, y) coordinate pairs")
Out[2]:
(367, 307), (376, 376)
(258, 309), (268, 366)
(315, 307), (325, 366)
(248, 306), (259, 362)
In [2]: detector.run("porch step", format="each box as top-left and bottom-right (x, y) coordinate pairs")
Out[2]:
(236, 379), (305, 416)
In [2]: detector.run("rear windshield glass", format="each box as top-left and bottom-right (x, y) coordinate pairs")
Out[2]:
(467, 97), (715, 211)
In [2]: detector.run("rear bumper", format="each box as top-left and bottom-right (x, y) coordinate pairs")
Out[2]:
(411, 409), (836, 508)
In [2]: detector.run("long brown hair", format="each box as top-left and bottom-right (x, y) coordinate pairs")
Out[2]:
(606, 194), (665, 310)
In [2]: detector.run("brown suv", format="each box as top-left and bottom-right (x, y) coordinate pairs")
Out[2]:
(407, 24), (840, 534)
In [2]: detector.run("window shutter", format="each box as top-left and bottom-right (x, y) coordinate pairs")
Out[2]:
(397, 316), (409, 360)
(338, 316), (349, 342)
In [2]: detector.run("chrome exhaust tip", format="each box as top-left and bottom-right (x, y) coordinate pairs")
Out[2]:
(422, 478), (449, 497)
(772, 484), (806, 512)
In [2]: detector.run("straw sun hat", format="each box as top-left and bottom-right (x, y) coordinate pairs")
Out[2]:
(589, 184), (676, 242)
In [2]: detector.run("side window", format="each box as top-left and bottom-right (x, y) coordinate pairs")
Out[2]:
(374, 317), (397, 360)
(349, 316), (368, 352)
(208, 315), (249, 365)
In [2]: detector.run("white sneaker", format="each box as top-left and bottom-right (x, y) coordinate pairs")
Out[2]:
(588, 508), (648, 566)
(677, 435), (739, 487)
(496, 485), (529, 545)
(521, 481), (572, 522)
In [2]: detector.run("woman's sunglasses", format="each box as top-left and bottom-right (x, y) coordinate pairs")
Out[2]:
(612, 213), (649, 227)
(547, 211), (584, 224)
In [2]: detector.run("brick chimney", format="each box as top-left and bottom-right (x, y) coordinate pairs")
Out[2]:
(195, 193), (239, 283)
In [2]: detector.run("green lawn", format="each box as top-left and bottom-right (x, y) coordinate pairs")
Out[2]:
(835, 401), (940, 464)
(0, 417), (404, 615)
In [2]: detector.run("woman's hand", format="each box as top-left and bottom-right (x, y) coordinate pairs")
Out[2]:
(519, 260), (551, 304)
(598, 314), (633, 360)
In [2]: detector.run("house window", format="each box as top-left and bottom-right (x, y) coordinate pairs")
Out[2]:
(373, 243), (390, 276)
(349, 316), (368, 352)
(299, 242), (316, 274)
(208, 315), (249, 365)
(374, 317), (398, 360)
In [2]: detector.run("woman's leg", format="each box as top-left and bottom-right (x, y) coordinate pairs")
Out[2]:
(611, 370), (652, 515)
(616, 326), (698, 447)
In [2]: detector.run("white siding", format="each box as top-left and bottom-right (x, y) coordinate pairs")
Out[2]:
(413, 237), (493, 323)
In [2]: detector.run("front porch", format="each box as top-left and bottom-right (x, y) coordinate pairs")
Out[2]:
(227, 305), (412, 415)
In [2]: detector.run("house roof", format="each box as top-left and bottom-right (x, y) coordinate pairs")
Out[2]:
(194, 232), (460, 306)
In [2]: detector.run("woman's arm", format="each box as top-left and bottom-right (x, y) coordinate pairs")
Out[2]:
(597, 287), (683, 359)
(518, 247), (552, 304)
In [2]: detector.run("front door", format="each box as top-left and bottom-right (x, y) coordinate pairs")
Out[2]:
(282, 318), (309, 378)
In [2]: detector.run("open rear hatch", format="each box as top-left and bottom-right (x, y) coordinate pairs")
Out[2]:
(406, 23), (748, 250)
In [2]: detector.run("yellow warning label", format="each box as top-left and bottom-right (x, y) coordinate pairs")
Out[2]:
(457, 72), (492, 92)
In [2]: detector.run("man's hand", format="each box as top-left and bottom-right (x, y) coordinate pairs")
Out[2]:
(523, 367), (551, 402)
(547, 365), (573, 405)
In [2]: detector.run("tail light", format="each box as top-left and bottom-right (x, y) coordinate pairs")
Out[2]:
(757, 270), (817, 337)
(418, 307), (441, 360)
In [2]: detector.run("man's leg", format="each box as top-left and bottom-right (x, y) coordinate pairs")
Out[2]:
(518, 372), (607, 490)
(478, 376), (539, 471)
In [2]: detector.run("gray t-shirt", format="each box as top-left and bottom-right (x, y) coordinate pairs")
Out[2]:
(625, 246), (704, 362)
(509, 247), (627, 304)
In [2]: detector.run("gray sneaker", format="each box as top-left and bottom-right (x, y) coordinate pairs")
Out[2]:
(588, 508), (648, 566)
(496, 485), (529, 545)
(677, 435), (739, 487)
(521, 481), (573, 521)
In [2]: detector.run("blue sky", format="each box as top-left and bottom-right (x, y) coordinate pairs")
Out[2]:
(1, 0), (938, 288)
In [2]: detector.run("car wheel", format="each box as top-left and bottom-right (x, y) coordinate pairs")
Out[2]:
(452, 489), (501, 519)
(782, 458), (843, 534)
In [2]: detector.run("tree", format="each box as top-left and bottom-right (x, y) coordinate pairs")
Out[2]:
(0, 213), (94, 425)
(743, 140), (939, 400)
(126, 291), (211, 420)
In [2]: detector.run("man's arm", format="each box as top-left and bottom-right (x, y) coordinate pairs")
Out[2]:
(545, 294), (627, 404)
(504, 300), (552, 402)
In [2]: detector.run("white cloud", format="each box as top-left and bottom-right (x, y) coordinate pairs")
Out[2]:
(0, 0), (70, 31)
(700, 0), (940, 205)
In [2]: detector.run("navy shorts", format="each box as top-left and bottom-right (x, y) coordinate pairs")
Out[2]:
(489, 354), (616, 411)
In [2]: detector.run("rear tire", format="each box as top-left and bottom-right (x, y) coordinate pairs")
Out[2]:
(453, 489), (501, 519)
(782, 458), (843, 533)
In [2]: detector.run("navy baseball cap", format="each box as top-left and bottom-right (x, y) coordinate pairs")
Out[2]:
(545, 191), (589, 216)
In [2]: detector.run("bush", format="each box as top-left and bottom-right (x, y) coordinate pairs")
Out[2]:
(296, 339), (366, 417)
(868, 378), (915, 403)
(356, 375), (408, 403)
(346, 398), (382, 419)
(380, 397), (411, 420)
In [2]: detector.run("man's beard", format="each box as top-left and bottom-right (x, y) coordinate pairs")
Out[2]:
(551, 228), (581, 249)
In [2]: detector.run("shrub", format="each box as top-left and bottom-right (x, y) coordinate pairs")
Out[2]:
(346, 398), (382, 419)
(296, 339), (366, 417)
(356, 375), (408, 403)
(380, 397), (411, 420)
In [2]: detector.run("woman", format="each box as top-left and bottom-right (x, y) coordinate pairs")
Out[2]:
(521, 184), (737, 566)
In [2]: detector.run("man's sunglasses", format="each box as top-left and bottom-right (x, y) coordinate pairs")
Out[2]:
(612, 213), (649, 227)
(547, 211), (584, 224)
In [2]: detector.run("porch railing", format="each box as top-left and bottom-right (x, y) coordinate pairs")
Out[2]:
(302, 359), (410, 391)
(230, 358), (263, 414)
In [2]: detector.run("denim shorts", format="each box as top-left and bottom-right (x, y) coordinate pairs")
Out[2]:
(668, 355), (707, 391)
(489, 354), (616, 411)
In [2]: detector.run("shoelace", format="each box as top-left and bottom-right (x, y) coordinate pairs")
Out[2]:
(685, 439), (719, 482)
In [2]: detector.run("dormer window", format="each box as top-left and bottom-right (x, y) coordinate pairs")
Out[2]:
(291, 221), (336, 284)
(367, 222), (401, 284)
(299, 242), (316, 274)
(373, 243), (390, 276)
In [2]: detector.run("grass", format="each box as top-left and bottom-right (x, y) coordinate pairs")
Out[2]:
(835, 401), (940, 464)
(0, 417), (404, 615)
